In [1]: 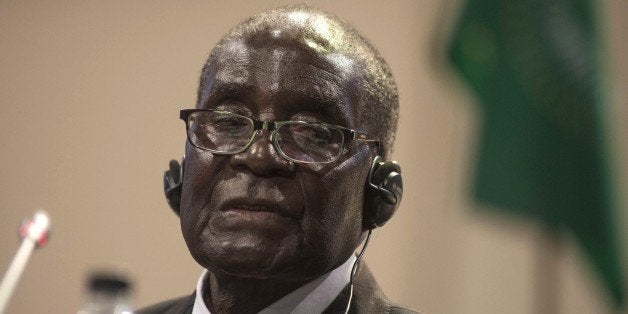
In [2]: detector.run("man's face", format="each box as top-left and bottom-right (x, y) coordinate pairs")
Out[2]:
(179, 34), (375, 282)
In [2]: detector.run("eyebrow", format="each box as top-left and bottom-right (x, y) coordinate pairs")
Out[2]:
(281, 82), (352, 126)
(199, 81), (256, 108)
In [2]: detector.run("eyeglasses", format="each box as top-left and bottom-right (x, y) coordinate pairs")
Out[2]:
(180, 109), (379, 164)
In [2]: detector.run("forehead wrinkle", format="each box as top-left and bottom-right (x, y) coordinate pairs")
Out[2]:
(287, 63), (351, 103)
(204, 52), (274, 107)
(286, 76), (341, 101)
(285, 63), (345, 97)
(279, 66), (354, 125)
(282, 78), (351, 122)
(198, 79), (257, 109)
(291, 61), (347, 83)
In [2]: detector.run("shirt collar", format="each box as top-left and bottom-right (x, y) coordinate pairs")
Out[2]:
(192, 269), (211, 314)
(192, 255), (356, 314)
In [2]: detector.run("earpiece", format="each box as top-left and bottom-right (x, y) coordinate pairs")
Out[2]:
(365, 156), (403, 229)
(163, 158), (184, 215)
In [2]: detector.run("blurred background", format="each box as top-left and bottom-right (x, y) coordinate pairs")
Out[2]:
(0, 1), (626, 313)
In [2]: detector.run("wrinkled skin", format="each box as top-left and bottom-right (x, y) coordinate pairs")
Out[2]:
(179, 33), (377, 313)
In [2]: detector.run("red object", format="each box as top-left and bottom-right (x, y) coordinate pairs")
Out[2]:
(18, 219), (50, 248)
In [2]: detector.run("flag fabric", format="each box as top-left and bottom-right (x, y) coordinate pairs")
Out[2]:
(448, 0), (624, 307)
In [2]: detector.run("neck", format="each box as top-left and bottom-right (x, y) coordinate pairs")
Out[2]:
(203, 271), (306, 314)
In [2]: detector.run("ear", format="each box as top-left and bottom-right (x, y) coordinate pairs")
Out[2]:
(163, 159), (183, 215)
(362, 156), (403, 229)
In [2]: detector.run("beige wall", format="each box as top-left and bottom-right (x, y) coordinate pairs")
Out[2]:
(0, 1), (625, 313)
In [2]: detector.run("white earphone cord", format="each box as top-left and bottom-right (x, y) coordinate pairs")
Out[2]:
(343, 228), (373, 314)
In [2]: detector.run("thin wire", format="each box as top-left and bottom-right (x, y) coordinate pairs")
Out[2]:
(343, 229), (373, 314)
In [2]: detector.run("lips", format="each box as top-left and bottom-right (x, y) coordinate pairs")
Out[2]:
(220, 198), (301, 221)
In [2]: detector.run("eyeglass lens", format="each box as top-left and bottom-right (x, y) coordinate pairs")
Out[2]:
(187, 111), (344, 163)
(275, 123), (343, 163)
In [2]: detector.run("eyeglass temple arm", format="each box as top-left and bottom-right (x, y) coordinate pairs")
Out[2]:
(352, 131), (381, 154)
(353, 131), (377, 142)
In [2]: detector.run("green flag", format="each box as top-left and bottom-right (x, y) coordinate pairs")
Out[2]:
(448, 0), (624, 307)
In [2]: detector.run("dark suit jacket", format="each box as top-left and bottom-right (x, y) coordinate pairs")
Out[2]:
(138, 264), (419, 314)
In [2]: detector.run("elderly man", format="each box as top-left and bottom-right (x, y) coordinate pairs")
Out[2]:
(141, 5), (414, 314)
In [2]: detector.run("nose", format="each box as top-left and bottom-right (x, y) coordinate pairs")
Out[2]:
(229, 129), (295, 177)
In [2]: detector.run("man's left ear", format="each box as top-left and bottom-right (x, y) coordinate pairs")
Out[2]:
(163, 158), (184, 215)
(363, 156), (403, 229)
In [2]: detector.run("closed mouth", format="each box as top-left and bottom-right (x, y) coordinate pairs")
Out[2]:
(220, 199), (300, 220)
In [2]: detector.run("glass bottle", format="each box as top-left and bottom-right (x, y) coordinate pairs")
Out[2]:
(78, 272), (133, 314)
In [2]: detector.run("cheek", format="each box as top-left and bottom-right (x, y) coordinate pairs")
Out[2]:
(324, 168), (366, 227)
(179, 150), (228, 247)
(299, 151), (371, 256)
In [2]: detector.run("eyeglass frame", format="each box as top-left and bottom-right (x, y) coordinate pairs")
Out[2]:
(179, 109), (380, 164)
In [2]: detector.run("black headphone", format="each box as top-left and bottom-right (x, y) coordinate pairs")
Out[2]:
(163, 158), (183, 215)
(163, 156), (403, 228)
(364, 156), (403, 229)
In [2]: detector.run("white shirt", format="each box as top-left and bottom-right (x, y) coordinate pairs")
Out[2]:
(192, 255), (356, 314)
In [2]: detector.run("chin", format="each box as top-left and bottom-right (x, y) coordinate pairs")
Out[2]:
(192, 232), (309, 280)
(207, 251), (304, 280)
